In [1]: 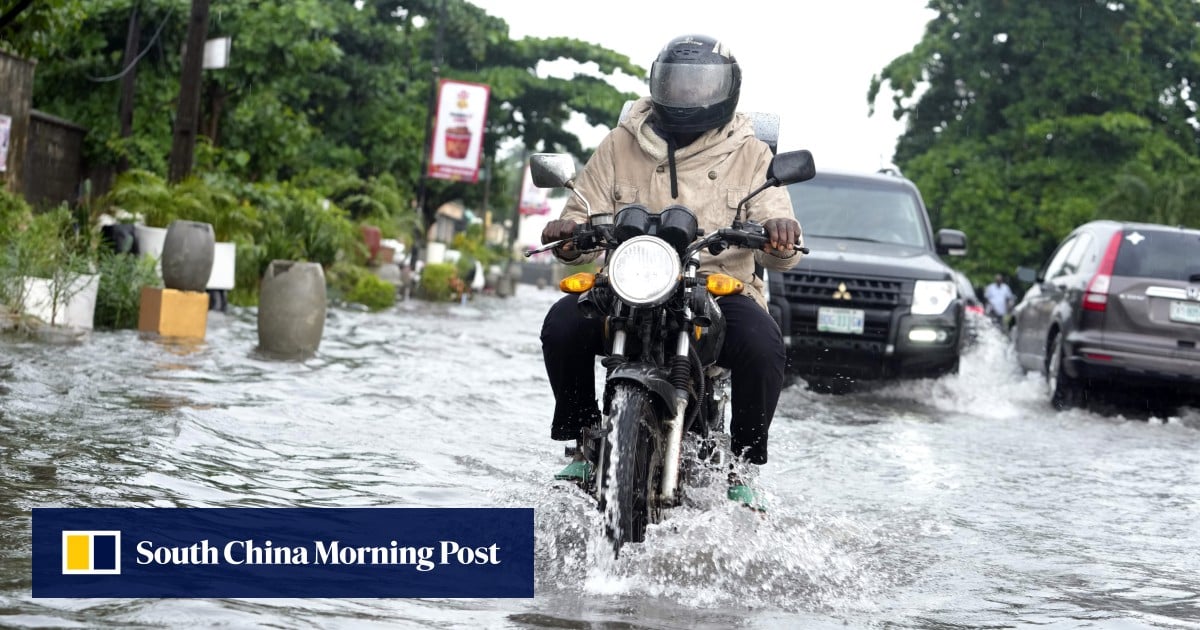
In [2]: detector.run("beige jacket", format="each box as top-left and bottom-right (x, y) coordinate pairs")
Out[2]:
(555, 96), (802, 309)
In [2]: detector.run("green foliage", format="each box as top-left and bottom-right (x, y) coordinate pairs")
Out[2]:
(292, 169), (422, 243)
(0, 0), (85, 59)
(236, 181), (356, 284)
(0, 203), (95, 331)
(27, 0), (640, 233)
(419, 263), (457, 302)
(326, 261), (395, 311)
(100, 169), (260, 243)
(93, 250), (160, 329)
(871, 0), (1200, 280)
(1097, 161), (1200, 228)
(450, 223), (505, 283)
(347, 272), (396, 312)
(102, 169), (178, 227)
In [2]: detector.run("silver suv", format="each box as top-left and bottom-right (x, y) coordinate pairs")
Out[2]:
(1012, 220), (1200, 409)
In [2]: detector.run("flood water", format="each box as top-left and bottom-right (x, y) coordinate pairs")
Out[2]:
(2, 286), (1199, 628)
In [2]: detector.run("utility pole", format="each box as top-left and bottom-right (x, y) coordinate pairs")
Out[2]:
(412, 0), (446, 266)
(168, 0), (210, 183)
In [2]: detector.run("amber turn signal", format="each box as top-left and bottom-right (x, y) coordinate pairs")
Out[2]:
(706, 274), (744, 296)
(559, 273), (596, 293)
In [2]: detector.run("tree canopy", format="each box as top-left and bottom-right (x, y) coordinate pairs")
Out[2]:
(15, 0), (644, 231)
(870, 0), (1200, 284)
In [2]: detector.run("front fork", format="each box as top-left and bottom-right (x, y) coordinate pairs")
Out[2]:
(661, 262), (702, 504)
(659, 328), (691, 504)
(593, 265), (699, 507)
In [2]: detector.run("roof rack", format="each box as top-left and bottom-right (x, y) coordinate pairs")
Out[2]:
(877, 166), (903, 177)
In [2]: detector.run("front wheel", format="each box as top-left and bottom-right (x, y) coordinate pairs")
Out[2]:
(597, 383), (661, 557)
(1047, 332), (1084, 410)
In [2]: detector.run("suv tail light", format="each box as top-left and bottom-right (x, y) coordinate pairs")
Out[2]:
(1083, 232), (1124, 312)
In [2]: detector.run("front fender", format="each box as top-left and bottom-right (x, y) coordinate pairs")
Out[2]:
(607, 362), (676, 415)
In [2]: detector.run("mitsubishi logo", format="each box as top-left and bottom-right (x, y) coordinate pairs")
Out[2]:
(832, 282), (852, 300)
(1188, 286), (1200, 301)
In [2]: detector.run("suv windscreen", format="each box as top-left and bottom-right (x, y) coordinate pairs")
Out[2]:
(1113, 229), (1200, 281)
(787, 177), (929, 248)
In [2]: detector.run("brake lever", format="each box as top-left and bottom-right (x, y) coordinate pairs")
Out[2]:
(524, 238), (570, 257)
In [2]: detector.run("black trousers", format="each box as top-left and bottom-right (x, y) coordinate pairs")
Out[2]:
(540, 293), (785, 464)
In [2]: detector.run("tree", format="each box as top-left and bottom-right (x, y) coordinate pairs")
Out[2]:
(27, 0), (642, 237)
(869, 0), (1200, 282)
(0, 0), (83, 58)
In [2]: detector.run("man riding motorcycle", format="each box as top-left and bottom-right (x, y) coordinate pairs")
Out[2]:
(539, 34), (803, 508)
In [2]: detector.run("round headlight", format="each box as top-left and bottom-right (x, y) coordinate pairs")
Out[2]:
(607, 236), (681, 306)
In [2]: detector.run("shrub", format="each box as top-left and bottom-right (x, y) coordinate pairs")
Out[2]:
(326, 261), (395, 311)
(419, 263), (456, 302)
(346, 273), (396, 311)
(94, 250), (161, 329)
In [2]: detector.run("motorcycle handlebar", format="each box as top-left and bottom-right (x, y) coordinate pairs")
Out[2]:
(525, 222), (806, 258)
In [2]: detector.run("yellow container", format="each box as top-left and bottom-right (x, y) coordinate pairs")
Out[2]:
(138, 287), (208, 339)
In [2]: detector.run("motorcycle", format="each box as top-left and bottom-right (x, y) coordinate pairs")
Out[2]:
(525, 149), (816, 557)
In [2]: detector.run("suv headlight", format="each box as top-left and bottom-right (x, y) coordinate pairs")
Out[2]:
(607, 235), (681, 306)
(912, 280), (956, 315)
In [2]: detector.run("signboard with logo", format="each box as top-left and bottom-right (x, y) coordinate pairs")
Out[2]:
(428, 79), (490, 183)
(517, 163), (551, 215)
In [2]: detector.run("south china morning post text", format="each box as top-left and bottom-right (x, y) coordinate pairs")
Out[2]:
(133, 538), (500, 572)
(32, 508), (534, 598)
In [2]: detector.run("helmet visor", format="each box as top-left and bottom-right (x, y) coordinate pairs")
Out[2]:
(650, 62), (736, 108)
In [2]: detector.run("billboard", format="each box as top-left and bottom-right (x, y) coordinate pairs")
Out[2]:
(427, 79), (490, 183)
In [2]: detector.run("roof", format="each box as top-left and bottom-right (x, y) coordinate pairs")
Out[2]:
(804, 167), (923, 194)
(1077, 219), (1200, 234)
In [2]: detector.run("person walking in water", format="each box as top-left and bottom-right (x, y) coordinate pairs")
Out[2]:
(983, 273), (1015, 330)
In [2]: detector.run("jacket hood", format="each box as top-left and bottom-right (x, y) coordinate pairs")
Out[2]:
(619, 96), (757, 164)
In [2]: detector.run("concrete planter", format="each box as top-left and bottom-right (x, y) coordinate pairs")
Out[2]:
(257, 260), (326, 358)
(19, 273), (100, 330)
(425, 242), (447, 264)
(206, 241), (236, 291)
(161, 220), (215, 292)
(133, 224), (167, 275)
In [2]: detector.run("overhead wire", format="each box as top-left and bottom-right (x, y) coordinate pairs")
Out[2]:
(86, 6), (175, 83)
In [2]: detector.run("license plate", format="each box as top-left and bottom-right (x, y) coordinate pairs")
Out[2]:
(1169, 300), (1200, 324)
(817, 307), (865, 334)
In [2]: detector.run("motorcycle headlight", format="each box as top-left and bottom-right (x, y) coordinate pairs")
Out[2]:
(607, 235), (681, 306)
(912, 280), (956, 315)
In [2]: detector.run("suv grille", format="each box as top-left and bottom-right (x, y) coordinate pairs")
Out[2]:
(777, 273), (903, 308)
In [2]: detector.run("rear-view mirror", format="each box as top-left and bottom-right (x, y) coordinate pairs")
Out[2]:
(528, 154), (577, 189)
(936, 229), (968, 256)
(767, 150), (816, 186)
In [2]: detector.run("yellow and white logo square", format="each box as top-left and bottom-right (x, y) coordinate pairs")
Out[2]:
(62, 531), (121, 575)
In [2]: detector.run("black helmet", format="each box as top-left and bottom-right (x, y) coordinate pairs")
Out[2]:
(649, 34), (741, 134)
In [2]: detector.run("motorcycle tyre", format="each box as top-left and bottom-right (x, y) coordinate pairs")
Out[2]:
(598, 382), (661, 557)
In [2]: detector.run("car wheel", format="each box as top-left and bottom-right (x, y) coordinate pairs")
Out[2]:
(1047, 333), (1084, 410)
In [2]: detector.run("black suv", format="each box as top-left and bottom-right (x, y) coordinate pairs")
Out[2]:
(766, 169), (969, 389)
(1011, 220), (1200, 410)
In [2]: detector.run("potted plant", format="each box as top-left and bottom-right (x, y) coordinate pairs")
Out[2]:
(0, 199), (100, 336)
(101, 169), (179, 271)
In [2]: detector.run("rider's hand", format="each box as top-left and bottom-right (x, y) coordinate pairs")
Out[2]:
(762, 218), (801, 257)
(541, 219), (580, 259)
